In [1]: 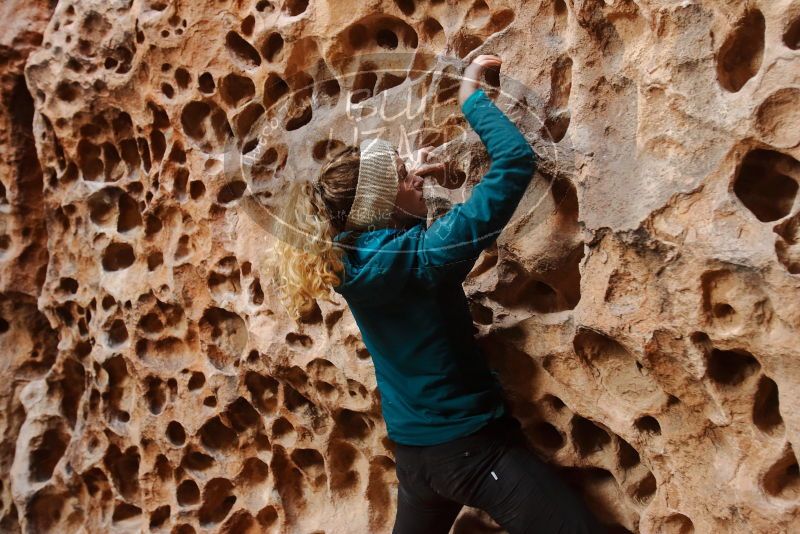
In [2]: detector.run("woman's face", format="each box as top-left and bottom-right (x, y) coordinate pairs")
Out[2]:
(392, 150), (427, 223)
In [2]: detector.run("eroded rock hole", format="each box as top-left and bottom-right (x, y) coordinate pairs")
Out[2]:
(182, 450), (215, 472)
(112, 502), (141, 522)
(716, 9), (765, 92)
(733, 149), (799, 222)
(199, 72), (215, 93)
(283, 0), (309, 17)
(634, 415), (661, 435)
(238, 457), (270, 487)
(453, 33), (483, 58)
(176, 479), (200, 506)
(753, 375), (783, 434)
(188, 371), (205, 390)
(763, 446), (799, 500)
(225, 397), (261, 432)
(334, 409), (372, 440)
(264, 72), (289, 108)
(198, 478), (236, 525)
(102, 242), (135, 271)
(225, 31), (261, 68)
(199, 416), (237, 451)
(328, 440), (360, 494)
(145, 376), (166, 414)
(529, 421), (564, 451)
(395, 0), (415, 16)
(631, 472), (657, 505)
(571, 415), (610, 457)
(617, 438), (641, 469)
(103, 444), (140, 499)
(261, 32), (284, 62)
(29, 425), (69, 482)
(785, 14), (800, 49)
(220, 73), (255, 107)
(149, 505), (170, 528)
(167, 421), (186, 445)
(706, 347), (760, 387)
(199, 307), (247, 370)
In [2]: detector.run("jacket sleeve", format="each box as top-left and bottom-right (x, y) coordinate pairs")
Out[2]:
(406, 88), (537, 287)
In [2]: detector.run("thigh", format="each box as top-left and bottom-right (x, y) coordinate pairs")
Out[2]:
(392, 451), (463, 534)
(475, 432), (606, 534)
(427, 423), (605, 534)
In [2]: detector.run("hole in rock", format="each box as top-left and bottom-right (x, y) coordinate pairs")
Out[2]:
(571, 415), (610, 457)
(286, 105), (312, 130)
(103, 444), (140, 499)
(246, 371), (279, 413)
(733, 149), (799, 222)
(29, 425), (69, 482)
(112, 502), (142, 522)
(225, 31), (261, 68)
(706, 347), (760, 387)
(220, 73), (255, 107)
(334, 409), (371, 440)
(199, 72), (215, 93)
(177, 479), (200, 505)
(763, 446), (799, 500)
(271, 417), (296, 442)
(631, 472), (657, 505)
(264, 72), (289, 108)
(328, 440), (361, 495)
(145, 377), (166, 414)
(453, 33), (483, 58)
(225, 397), (261, 432)
(634, 415), (661, 435)
(197, 478), (236, 526)
(529, 421), (564, 451)
(175, 67), (191, 89)
(785, 15), (800, 49)
(283, 0), (309, 16)
(217, 180), (247, 203)
(149, 505), (170, 528)
(182, 450), (215, 471)
(716, 9), (765, 92)
(188, 371), (205, 390)
(102, 242), (135, 271)
(617, 438), (641, 469)
(261, 32), (284, 61)
(395, 0), (414, 16)
(199, 416), (237, 451)
(241, 14), (255, 35)
(238, 457), (270, 486)
(753, 375), (783, 434)
(167, 421), (186, 445)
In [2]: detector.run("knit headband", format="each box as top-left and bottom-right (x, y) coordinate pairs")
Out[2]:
(344, 138), (399, 231)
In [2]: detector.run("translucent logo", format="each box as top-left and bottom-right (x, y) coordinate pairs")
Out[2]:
(222, 51), (572, 254)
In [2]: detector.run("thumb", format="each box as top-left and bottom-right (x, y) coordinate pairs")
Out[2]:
(411, 162), (446, 178)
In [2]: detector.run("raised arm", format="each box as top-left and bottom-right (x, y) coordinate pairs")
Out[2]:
(408, 58), (537, 286)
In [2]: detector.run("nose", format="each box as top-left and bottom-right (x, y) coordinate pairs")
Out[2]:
(411, 174), (424, 190)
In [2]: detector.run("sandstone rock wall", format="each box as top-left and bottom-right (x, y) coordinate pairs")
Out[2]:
(1, 0), (799, 532)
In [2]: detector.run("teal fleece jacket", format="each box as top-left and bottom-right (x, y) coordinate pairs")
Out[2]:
(332, 88), (537, 446)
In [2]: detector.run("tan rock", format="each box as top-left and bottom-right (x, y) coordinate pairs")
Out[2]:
(0, 0), (797, 532)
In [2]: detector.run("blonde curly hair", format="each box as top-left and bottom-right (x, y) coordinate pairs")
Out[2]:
(262, 146), (362, 322)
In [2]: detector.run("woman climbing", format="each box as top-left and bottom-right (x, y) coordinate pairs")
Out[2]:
(265, 54), (605, 534)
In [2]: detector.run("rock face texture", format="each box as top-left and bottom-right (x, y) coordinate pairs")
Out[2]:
(1, 0), (799, 532)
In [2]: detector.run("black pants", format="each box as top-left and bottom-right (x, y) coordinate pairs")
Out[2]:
(392, 415), (606, 534)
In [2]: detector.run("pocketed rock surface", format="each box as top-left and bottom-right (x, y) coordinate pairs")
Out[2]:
(1, 0), (799, 532)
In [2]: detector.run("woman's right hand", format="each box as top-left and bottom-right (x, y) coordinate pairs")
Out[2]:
(458, 54), (502, 108)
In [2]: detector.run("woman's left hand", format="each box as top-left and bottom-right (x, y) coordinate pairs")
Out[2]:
(407, 146), (447, 182)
